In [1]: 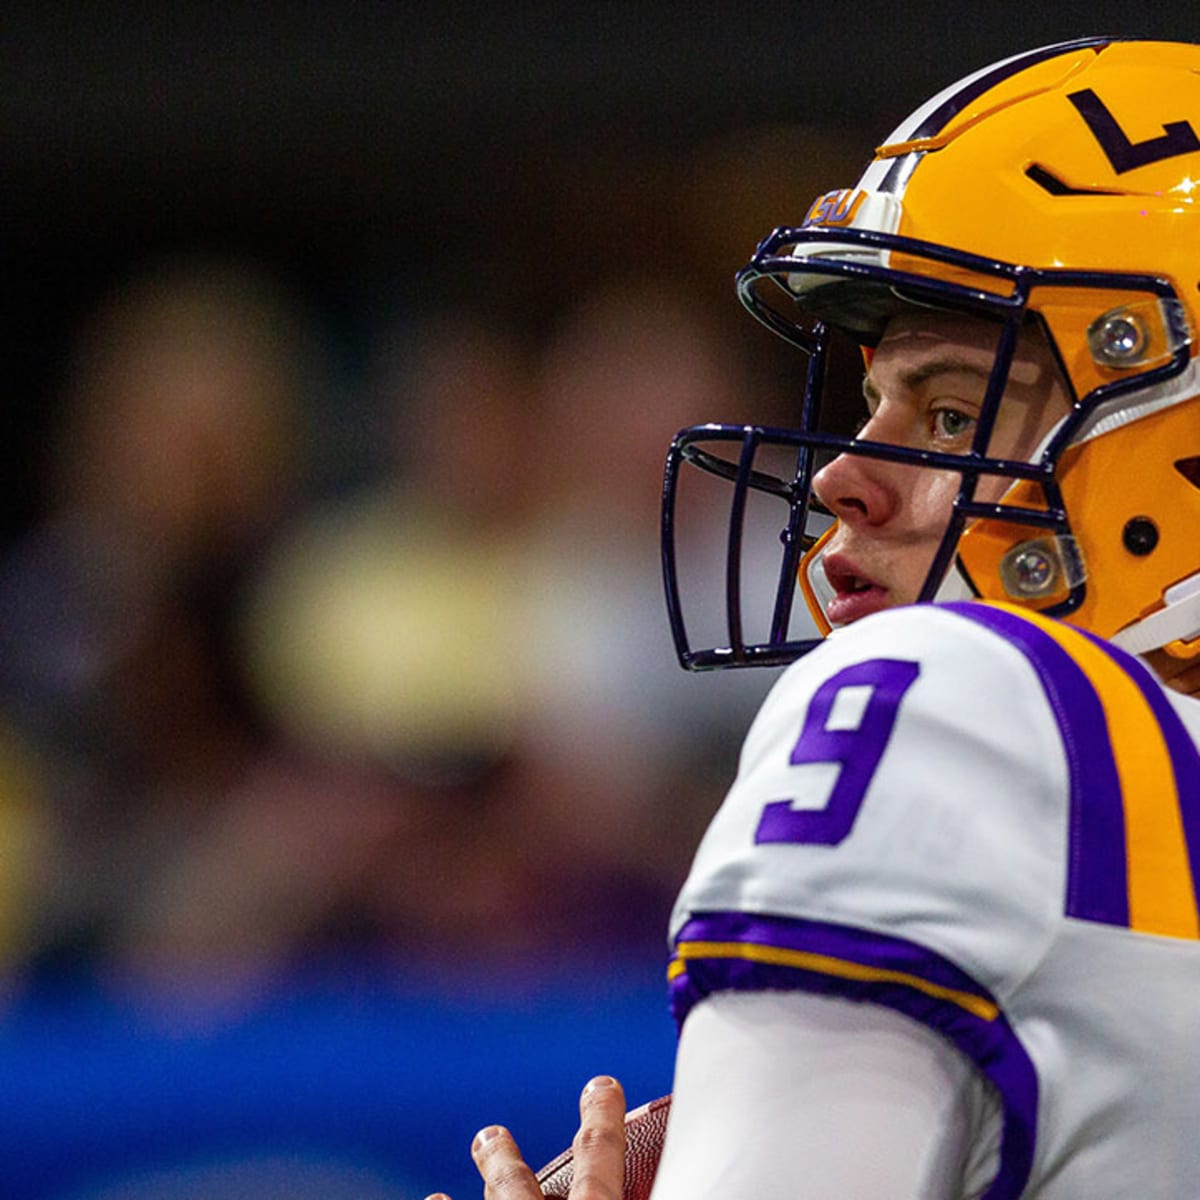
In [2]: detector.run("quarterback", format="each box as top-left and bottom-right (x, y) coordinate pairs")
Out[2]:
(449, 36), (1200, 1200)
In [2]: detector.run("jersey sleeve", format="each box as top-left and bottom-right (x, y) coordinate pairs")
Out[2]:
(668, 602), (1073, 1194)
(651, 989), (1001, 1200)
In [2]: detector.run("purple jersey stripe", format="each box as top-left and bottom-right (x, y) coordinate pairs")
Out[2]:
(942, 601), (1129, 927)
(1079, 630), (1200, 914)
(670, 910), (1037, 1200)
(674, 909), (993, 1003)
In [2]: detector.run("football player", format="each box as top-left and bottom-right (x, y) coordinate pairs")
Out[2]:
(440, 35), (1200, 1200)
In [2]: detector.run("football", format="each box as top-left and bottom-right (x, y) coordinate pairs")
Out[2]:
(536, 1093), (672, 1199)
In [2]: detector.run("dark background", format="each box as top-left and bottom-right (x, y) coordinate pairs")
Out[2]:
(5, 5), (1197, 538)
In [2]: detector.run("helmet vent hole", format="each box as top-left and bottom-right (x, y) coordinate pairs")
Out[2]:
(1175, 456), (1200, 490)
(1024, 164), (1119, 197)
(1122, 517), (1159, 557)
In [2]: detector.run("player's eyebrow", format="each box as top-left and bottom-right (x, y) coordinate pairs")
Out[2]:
(862, 356), (994, 409)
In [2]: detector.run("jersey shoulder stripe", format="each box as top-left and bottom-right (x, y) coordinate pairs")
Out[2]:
(669, 909), (1037, 1200)
(1080, 624), (1200, 923)
(943, 601), (1200, 939)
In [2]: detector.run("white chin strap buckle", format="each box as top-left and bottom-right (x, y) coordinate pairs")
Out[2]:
(1109, 573), (1200, 656)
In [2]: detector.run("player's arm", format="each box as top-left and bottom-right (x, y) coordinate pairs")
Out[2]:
(650, 989), (998, 1200)
(425, 1075), (628, 1200)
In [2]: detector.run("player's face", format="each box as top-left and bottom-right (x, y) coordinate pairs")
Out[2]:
(811, 311), (1073, 626)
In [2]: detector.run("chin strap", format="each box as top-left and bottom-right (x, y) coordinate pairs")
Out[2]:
(932, 564), (976, 604)
(1109, 573), (1200, 656)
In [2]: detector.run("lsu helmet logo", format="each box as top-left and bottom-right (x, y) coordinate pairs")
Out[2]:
(801, 189), (866, 229)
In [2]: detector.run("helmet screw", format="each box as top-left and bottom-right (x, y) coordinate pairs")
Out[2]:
(1088, 309), (1149, 367)
(1122, 516), (1159, 556)
(1011, 545), (1056, 596)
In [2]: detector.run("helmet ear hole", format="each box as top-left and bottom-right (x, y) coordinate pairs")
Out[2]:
(1175, 457), (1200, 489)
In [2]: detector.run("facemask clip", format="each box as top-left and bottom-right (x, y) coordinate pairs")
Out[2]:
(998, 535), (1085, 602)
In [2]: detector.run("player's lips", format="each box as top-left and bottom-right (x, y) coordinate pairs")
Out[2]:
(822, 552), (892, 626)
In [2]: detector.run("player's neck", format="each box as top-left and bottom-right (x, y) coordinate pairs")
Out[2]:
(1144, 649), (1200, 697)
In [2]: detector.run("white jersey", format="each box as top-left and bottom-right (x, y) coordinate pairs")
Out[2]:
(669, 599), (1200, 1199)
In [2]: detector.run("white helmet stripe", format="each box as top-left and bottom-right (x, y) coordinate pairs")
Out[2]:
(860, 37), (1116, 198)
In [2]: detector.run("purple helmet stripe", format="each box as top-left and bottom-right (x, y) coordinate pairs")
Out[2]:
(907, 37), (1116, 142)
(669, 910), (1037, 1200)
(877, 149), (923, 195)
(869, 38), (1118, 198)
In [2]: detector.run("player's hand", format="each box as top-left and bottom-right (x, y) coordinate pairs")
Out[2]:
(425, 1075), (627, 1200)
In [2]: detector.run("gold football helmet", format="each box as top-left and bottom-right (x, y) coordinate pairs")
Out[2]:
(663, 37), (1200, 668)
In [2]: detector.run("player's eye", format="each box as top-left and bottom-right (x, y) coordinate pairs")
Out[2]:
(931, 407), (975, 441)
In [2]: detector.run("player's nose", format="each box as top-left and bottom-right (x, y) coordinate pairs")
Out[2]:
(812, 440), (902, 528)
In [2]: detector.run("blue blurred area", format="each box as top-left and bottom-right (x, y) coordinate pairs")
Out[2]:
(0, 964), (676, 1200)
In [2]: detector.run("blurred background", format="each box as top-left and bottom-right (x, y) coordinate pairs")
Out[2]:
(0, 5), (1195, 1197)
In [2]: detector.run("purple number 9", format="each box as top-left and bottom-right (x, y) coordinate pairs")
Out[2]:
(755, 658), (920, 846)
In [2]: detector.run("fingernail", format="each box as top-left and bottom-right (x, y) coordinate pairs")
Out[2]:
(584, 1075), (617, 1094)
(472, 1125), (505, 1152)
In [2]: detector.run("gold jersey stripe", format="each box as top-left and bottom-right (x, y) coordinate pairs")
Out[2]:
(990, 604), (1198, 939)
(669, 939), (1000, 1022)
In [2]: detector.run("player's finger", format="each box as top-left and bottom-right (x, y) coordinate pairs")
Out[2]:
(471, 1124), (543, 1200)
(569, 1075), (627, 1200)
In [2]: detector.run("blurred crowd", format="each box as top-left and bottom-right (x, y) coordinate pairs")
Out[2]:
(0, 126), (860, 1018)
(0, 257), (772, 1013)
